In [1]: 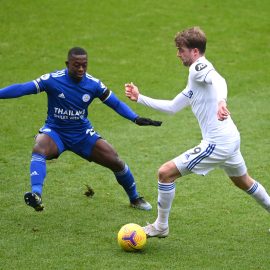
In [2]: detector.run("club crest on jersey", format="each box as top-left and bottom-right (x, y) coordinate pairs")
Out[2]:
(195, 63), (207, 71)
(82, 94), (90, 102)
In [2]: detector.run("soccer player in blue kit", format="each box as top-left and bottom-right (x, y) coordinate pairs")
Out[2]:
(0, 47), (162, 212)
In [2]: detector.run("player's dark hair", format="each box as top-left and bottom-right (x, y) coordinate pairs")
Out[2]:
(175, 26), (207, 54)
(68, 47), (87, 59)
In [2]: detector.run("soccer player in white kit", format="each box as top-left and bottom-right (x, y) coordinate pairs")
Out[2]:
(125, 26), (270, 237)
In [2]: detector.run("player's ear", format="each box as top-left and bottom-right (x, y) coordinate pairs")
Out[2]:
(193, 48), (200, 56)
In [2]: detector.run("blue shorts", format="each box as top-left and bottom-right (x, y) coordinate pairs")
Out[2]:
(39, 125), (101, 159)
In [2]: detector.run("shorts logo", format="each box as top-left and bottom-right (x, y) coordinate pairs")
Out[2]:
(195, 63), (207, 71)
(86, 128), (96, 136)
(82, 94), (90, 102)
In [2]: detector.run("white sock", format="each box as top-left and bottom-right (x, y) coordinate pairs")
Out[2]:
(154, 181), (175, 230)
(246, 181), (270, 212)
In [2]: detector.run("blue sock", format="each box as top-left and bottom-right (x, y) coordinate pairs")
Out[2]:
(114, 164), (138, 202)
(30, 153), (46, 196)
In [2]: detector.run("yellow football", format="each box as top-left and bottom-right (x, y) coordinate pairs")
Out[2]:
(117, 223), (147, 252)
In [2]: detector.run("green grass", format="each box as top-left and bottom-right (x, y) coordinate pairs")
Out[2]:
(0, 0), (270, 269)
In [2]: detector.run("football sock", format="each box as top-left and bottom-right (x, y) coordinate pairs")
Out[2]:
(114, 164), (138, 202)
(30, 153), (46, 196)
(154, 181), (175, 230)
(246, 181), (270, 212)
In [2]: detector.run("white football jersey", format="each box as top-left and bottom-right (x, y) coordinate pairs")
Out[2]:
(137, 56), (240, 144)
(182, 56), (239, 143)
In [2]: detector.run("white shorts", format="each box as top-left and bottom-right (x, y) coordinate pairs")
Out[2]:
(173, 140), (247, 177)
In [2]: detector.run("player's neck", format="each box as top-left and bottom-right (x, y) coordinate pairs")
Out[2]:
(191, 54), (205, 66)
(68, 72), (83, 83)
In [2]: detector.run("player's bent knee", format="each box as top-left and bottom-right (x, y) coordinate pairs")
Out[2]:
(158, 161), (181, 183)
(111, 157), (125, 172)
(32, 142), (58, 159)
(158, 165), (170, 183)
(102, 155), (125, 172)
(32, 144), (47, 156)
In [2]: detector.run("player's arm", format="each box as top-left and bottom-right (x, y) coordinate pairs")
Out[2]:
(0, 81), (38, 99)
(205, 70), (230, 121)
(99, 89), (162, 126)
(125, 82), (189, 114)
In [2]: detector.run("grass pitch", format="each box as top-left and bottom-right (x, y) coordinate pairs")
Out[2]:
(0, 0), (269, 269)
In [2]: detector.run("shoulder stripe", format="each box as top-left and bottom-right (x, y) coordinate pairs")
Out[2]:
(51, 69), (66, 78)
(86, 73), (100, 83)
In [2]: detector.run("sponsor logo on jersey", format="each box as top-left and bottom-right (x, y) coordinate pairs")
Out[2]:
(195, 63), (207, 71)
(54, 107), (85, 120)
(58, 93), (65, 99)
(82, 94), (90, 102)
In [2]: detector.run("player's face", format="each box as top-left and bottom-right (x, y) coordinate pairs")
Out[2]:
(176, 47), (196, 67)
(66, 54), (88, 81)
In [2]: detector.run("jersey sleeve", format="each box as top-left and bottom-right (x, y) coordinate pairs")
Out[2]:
(103, 91), (138, 121)
(205, 70), (228, 101)
(0, 81), (38, 99)
(95, 80), (108, 99)
(34, 73), (52, 93)
(0, 73), (54, 99)
(137, 90), (190, 114)
(189, 61), (214, 83)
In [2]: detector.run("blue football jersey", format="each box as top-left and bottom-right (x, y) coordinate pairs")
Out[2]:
(33, 68), (107, 132)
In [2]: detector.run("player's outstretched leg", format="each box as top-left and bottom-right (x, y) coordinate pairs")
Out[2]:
(25, 153), (47, 211)
(246, 181), (270, 212)
(114, 164), (152, 211)
(230, 174), (270, 213)
(24, 192), (44, 211)
(143, 181), (175, 237)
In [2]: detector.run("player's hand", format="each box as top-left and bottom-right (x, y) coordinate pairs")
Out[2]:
(125, 82), (140, 101)
(134, 117), (162, 126)
(217, 100), (230, 121)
